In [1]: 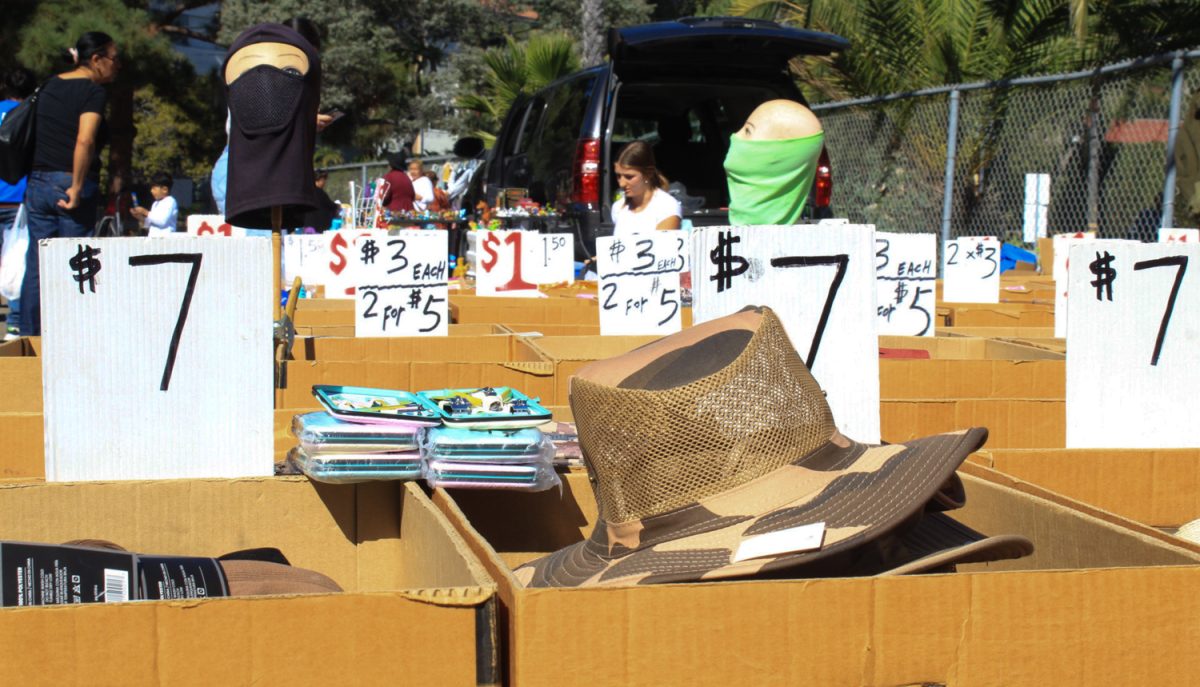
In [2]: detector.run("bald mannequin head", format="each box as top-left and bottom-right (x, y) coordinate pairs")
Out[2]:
(735, 99), (823, 141)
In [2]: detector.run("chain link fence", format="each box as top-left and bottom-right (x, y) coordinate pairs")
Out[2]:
(814, 50), (1200, 244)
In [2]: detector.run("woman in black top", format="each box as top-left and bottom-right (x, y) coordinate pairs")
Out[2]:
(20, 32), (119, 336)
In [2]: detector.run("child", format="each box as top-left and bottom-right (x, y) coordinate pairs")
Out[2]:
(132, 172), (179, 236)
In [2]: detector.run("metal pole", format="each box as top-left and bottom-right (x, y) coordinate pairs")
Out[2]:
(1086, 90), (1101, 233)
(360, 164), (368, 202)
(1162, 52), (1186, 228)
(940, 89), (961, 255)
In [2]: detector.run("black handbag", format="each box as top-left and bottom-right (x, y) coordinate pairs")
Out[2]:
(0, 84), (41, 185)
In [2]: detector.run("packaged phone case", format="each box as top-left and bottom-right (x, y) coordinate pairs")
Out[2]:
(423, 459), (561, 492)
(416, 386), (552, 430)
(289, 447), (423, 484)
(291, 412), (421, 454)
(312, 385), (442, 427)
(423, 427), (554, 463)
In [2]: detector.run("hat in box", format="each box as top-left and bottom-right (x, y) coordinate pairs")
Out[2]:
(514, 306), (1032, 587)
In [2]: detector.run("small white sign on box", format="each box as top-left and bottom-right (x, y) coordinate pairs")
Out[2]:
(942, 236), (1000, 303)
(1067, 241), (1200, 448)
(691, 225), (880, 442)
(1053, 232), (1098, 338)
(1159, 227), (1200, 244)
(1022, 173), (1051, 243)
(282, 234), (329, 288)
(874, 232), (937, 336)
(475, 230), (568, 295)
(355, 232), (449, 337)
(324, 229), (390, 299)
(596, 232), (684, 335)
(40, 237), (273, 480)
(185, 215), (248, 238)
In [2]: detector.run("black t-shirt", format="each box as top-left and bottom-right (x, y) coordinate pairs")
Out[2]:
(32, 76), (109, 177)
(300, 187), (338, 231)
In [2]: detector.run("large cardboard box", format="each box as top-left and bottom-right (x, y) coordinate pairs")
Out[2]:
(293, 332), (522, 362)
(882, 399), (1064, 447)
(878, 335), (1063, 400)
(942, 326), (1057, 338)
(978, 448), (1200, 528)
(522, 336), (661, 407)
(944, 303), (1056, 328)
(0, 477), (498, 685)
(0, 338), (41, 412)
(450, 295), (601, 326)
(433, 466), (1200, 686)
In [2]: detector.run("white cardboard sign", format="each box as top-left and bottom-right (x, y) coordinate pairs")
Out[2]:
(355, 232), (449, 337)
(1159, 227), (1200, 244)
(1022, 173), (1051, 243)
(942, 237), (1000, 303)
(1067, 241), (1200, 448)
(875, 232), (937, 336)
(324, 229), (389, 299)
(281, 234), (329, 288)
(1053, 232), (1098, 338)
(185, 215), (248, 238)
(596, 232), (684, 336)
(691, 225), (880, 443)
(524, 233), (575, 285)
(40, 237), (273, 481)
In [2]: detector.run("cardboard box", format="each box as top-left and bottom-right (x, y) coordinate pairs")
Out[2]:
(977, 448), (1200, 528)
(499, 324), (602, 336)
(433, 466), (1200, 686)
(0, 338), (41, 413)
(450, 295), (601, 326)
(881, 399), (1064, 447)
(0, 413), (43, 479)
(878, 335), (1062, 360)
(0, 477), (498, 685)
(292, 332), (521, 362)
(943, 303), (1056, 327)
(942, 326), (1057, 339)
(521, 335), (661, 407)
(294, 323), (501, 338)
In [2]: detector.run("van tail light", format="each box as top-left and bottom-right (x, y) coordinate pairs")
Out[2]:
(814, 146), (832, 209)
(571, 138), (601, 205)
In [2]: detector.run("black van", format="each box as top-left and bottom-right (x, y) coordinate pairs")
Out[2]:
(461, 17), (849, 258)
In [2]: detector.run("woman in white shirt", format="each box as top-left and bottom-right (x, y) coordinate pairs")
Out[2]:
(132, 172), (178, 236)
(611, 140), (681, 235)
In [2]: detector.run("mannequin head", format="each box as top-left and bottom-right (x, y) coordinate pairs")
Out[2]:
(734, 99), (822, 141)
(723, 99), (825, 226)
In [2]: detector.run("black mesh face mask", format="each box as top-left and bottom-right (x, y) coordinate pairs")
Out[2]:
(228, 64), (306, 136)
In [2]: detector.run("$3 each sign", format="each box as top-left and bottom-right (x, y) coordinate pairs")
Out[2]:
(874, 232), (936, 337)
(596, 232), (685, 335)
(324, 229), (388, 299)
(354, 231), (449, 337)
(1066, 242), (1200, 448)
(477, 230), (574, 295)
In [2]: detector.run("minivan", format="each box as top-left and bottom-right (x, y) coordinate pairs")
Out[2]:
(459, 17), (850, 258)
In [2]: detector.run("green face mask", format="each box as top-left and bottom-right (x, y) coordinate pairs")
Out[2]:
(723, 131), (825, 226)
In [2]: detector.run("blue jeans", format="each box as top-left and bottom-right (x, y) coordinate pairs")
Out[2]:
(20, 171), (99, 335)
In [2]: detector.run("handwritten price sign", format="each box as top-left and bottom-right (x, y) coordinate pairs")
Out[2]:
(186, 215), (248, 238)
(1066, 241), (1200, 448)
(282, 234), (328, 288)
(41, 238), (273, 480)
(942, 236), (1000, 303)
(1052, 231), (1098, 338)
(1159, 227), (1199, 244)
(354, 232), (448, 337)
(596, 232), (684, 335)
(324, 229), (389, 299)
(476, 231), (574, 296)
(691, 225), (880, 442)
(875, 232), (936, 336)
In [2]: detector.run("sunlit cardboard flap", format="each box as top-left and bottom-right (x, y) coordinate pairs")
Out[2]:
(40, 238), (273, 480)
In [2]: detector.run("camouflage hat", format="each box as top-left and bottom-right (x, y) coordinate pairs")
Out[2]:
(514, 306), (1031, 587)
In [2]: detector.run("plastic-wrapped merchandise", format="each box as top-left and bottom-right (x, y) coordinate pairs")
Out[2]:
(417, 386), (552, 430)
(423, 459), (561, 492)
(291, 412), (421, 455)
(422, 427), (554, 463)
(312, 385), (442, 427)
(288, 447), (423, 484)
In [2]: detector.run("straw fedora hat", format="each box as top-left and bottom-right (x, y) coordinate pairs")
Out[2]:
(515, 306), (1031, 587)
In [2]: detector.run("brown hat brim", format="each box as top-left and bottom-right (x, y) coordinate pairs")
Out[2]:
(516, 427), (997, 588)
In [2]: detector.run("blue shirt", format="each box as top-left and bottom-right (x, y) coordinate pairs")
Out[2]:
(0, 100), (27, 203)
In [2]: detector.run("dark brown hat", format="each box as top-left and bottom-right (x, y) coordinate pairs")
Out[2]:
(515, 307), (1032, 587)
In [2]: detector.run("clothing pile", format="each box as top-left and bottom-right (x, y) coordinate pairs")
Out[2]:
(516, 306), (1035, 588)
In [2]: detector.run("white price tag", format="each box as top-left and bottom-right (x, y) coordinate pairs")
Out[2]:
(324, 229), (389, 299)
(691, 225), (880, 442)
(1159, 227), (1199, 244)
(525, 233), (575, 285)
(1052, 232), (1098, 338)
(476, 230), (541, 297)
(355, 232), (449, 337)
(942, 236), (1000, 303)
(40, 238), (273, 480)
(185, 215), (248, 238)
(597, 232), (684, 335)
(1022, 173), (1051, 243)
(874, 232), (936, 336)
(1067, 241), (1200, 448)
(282, 234), (329, 288)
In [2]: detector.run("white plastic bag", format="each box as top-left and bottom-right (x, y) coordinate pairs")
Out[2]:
(0, 204), (28, 301)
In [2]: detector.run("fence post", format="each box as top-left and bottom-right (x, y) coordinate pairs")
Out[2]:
(940, 89), (961, 259)
(1162, 52), (1186, 229)
(360, 164), (369, 203)
(1086, 87), (1102, 233)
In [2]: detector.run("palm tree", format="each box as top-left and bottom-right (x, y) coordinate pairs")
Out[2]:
(456, 32), (581, 145)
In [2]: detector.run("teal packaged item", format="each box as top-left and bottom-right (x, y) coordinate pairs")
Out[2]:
(417, 386), (551, 430)
(313, 385), (442, 427)
(423, 459), (560, 492)
(291, 412), (421, 454)
(289, 446), (423, 484)
(424, 427), (552, 463)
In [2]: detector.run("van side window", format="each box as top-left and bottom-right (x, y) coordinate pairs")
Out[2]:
(511, 97), (547, 156)
(527, 76), (597, 205)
